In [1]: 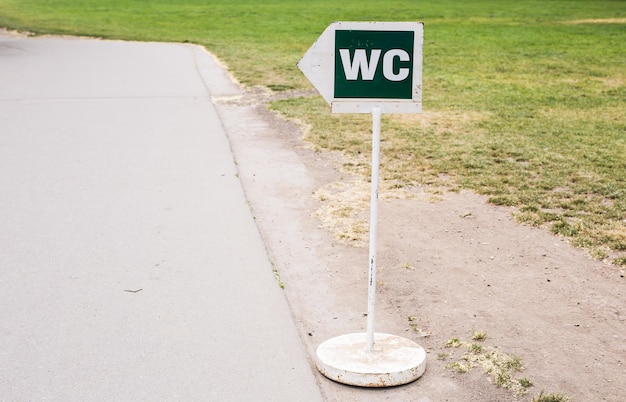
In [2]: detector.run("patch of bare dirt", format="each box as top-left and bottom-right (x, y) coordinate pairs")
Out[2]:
(218, 85), (625, 401)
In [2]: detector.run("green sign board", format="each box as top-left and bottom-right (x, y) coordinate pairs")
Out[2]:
(298, 22), (423, 114)
(334, 30), (414, 99)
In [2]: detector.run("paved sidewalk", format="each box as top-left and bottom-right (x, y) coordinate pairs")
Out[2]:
(0, 33), (323, 401)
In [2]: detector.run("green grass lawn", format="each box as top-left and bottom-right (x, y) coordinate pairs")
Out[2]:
(1, 0), (624, 265)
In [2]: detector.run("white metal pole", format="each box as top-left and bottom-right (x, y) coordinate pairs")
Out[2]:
(366, 106), (382, 352)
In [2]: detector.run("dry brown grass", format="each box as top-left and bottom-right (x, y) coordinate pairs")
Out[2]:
(561, 18), (626, 25)
(389, 110), (491, 135)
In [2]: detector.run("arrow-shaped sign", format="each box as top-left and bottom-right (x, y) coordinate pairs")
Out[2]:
(301, 22), (429, 389)
(297, 21), (423, 114)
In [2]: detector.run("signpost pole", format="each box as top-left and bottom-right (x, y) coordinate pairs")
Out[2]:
(366, 106), (382, 352)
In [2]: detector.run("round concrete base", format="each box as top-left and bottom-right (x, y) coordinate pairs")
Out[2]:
(315, 332), (427, 387)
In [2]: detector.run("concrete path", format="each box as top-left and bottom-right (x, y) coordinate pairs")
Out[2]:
(0, 33), (323, 401)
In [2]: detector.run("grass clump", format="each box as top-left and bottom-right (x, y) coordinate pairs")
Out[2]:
(532, 390), (569, 402)
(444, 332), (533, 395)
(445, 337), (463, 348)
(444, 334), (567, 399)
(471, 330), (488, 341)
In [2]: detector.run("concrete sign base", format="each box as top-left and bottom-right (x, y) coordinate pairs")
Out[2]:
(316, 332), (427, 387)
